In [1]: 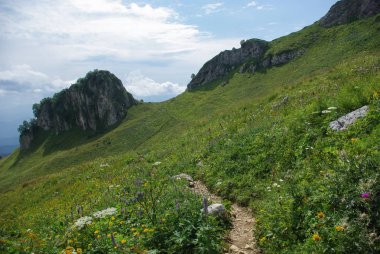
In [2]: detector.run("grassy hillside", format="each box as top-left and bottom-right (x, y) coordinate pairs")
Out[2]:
(1, 14), (380, 253)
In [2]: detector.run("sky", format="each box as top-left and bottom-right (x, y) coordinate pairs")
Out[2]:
(0, 0), (337, 141)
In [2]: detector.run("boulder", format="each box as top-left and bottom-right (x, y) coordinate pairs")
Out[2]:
(329, 105), (369, 131)
(202, 203), (227, 216)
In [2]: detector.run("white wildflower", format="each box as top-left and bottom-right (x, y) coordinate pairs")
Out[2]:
(93, 207), (117, 219)
(100, 163), (110, 168)
(279, 179), (284, 182)
(152, 161), (161, 166)
(322, 110), (331, 114)
(273, 183), (281, 188)
(328, 107), (337, 110)
(74, 216), (92, 229)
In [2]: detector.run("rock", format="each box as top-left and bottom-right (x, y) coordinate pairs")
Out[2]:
(202, 203), (227, 216)
(319, 0), (380, 28)
(173, 173), (194, 182)
(19, 70), (137, 150)
(245, 244), (253, 250)
(187, 41), (304, 91)
(329, 105), (369, 131)
(229, 245), (240, 253)
(187, 39), (268, 90)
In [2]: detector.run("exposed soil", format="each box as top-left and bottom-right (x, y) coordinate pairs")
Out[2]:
(192, 181), (260, 254)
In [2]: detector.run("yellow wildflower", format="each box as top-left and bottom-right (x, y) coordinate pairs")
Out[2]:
(120, 221), (125, 225)
(259, 236), (266, 244)
(77, 248), (83, 254)
(317, 212), (325, 219)
(335, 225), (344, 231)
(312, 233), (321, 241)
(351, 138), (359, 142)
(131, 228), (136, 232)
(94, 230), (99, 234)
(111, 216), (116, 221)
(143, 228), (149, 233)
(107, 234), (111, 238)
(96, 235), (101, 239)
(121, 239), (127, 244)
(65, 247), (74, 254)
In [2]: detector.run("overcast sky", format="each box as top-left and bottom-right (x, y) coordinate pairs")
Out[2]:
(0, 0), (337, 141)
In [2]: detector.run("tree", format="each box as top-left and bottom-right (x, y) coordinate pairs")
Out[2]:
(18, 120), (31, 134)
(191, 73), (195, 79)
(240, 40), (246, 46)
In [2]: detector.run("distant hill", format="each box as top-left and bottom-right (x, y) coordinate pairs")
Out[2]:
(0, 136), (18, 157)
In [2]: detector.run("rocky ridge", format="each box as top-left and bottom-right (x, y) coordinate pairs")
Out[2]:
(187, 0), (380, 91)
(319, 0), (380, 28)
(19, 70), (137, 150)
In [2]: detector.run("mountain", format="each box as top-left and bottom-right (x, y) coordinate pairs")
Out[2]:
(18, 69), (137, 150)
(1, 1), (380, 253)
(188, 0), (380, 91)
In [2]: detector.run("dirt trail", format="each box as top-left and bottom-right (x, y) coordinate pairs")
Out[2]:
(193, 181), (260, 254)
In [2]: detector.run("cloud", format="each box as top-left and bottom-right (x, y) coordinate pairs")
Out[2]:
(202, 3), (224, 15)
(125, 71), (186, 99)
(0, 1), (201, 63)
(246, 1), (273, 10)
(247, 1), (257, 7)
(0, 65), (72, 95)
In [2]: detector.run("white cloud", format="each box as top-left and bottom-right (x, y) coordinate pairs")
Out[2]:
(0, 65), (72, 95)
(247, 1), (257, 7)
(125, 71), (186, 99)
(202, 3), (224, 15)
(0, 1), (200, 63)
(246, 1), (273, 10)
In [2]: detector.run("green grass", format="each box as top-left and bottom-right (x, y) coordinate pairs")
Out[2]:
(1, 15), (380, 253)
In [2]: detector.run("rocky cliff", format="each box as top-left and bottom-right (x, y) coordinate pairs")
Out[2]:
(19, 70), (137, 150)
(187, 39), (304, 91)
(187, 39), (268, 90)
(319, 0), (380, 28)
(187, 0), (380, 91)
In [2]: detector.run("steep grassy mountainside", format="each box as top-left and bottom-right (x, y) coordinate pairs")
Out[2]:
(1, 10), (380, 254)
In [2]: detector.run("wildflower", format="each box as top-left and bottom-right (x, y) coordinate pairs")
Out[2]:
(93, 207), (117, 218)
(73, 216), (92, 229)
(121, 239), (127, 244)
(259, 236), (266, 243)
(143, 182), (149, 187)
(279, 179), (284, 182)
(272, 183), (280, 188)
(317, 212), (325, 219)
(120, 221), (125, 225)
(65, 247), (74, 254)
(107, 234), (111, 238)
(96, 235), (101, 239)
(77, 248), (83, 254)
(328, 107), (337, 110)
(111, 216), (116, 221)
(312, 233), (321, 241)
(351, 138), (359, 142)
(94, 230), (99, 234)
(361, 192), (370, 198)
(152, 161), (161, 166)
(322, 110), (331, 114)
(335, 226), (344, 231)
(143, 228), (150, 233)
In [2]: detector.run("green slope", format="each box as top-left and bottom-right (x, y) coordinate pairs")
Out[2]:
(1, 14), (380, 253)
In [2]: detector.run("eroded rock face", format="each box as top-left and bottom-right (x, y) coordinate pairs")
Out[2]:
(187, 40), (305, 90)
(319, 0), (380, 28)
(187, 39), (269, 90)
(20, 70), (137, 150)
